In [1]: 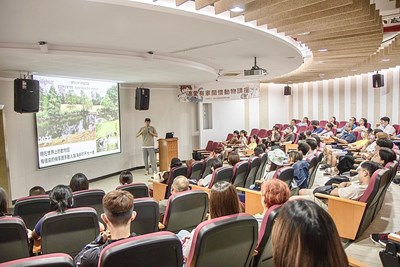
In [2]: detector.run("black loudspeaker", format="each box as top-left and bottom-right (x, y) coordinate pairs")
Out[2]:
(14, 79), (40, 113)
(284, 85), (291, 96)
(135, 88), (150, 110)
(372, 73), (384, 88)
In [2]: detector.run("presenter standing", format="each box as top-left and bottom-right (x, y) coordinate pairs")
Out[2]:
(136, 118), (158, 175)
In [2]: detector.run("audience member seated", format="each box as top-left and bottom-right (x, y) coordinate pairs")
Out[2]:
(376, 116), (396, 136)
(263, 149), (286, 180)
(265, 126), (281, 148)
(281, 126), (295, 145)
(337, 117), (357, 133)
(178, 181), (241, 261)
(297, 142), (311, 161)
(254, 179), (290, 228)
(284, 119), (298, 134)
(354, 130), (385, 159)
(305, 130), (313, 138)
(74, 190), (137, 267)
(298, 132), (307, 141)
(333, 123), (356, 144)
(298, 161), (382, 209)
(119, 170), (133, 185)
(329, 116), (338, 128)
(223, 130), (239, 146)
(310, 134), (323, 152)
(347, 128), (373, 150)
(238, 130), (248, 147)
(29, 186), (46, 196)
(354, 117), (368, 132)
(197, 158), (223, 187)
(159, 176), (189, 219)
(254, 145), (264, 157)
(271, 199), (349, 267)
(69, 173), (89, 192)
(318, 122), (335, 139)
(288, 151), (309, 189)
(247, 135), (258, 151)
(209, 146), (224, 159)
(311, 120), (323, 134)
(305, 138), (318, 161)
(155, 157), (183, 184)
(297, 117), (309, 127)
(227, 151), (240, 167)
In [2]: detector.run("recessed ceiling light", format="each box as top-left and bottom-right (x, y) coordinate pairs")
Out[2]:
(382, 58), (390, 62)
(319, 73), (325, 78)
(317, 60), (324, 64)
(297, 31), (310, 36)
(351, 69), (357, 72)
(230, 6), (244, 12)
(318, 48), (328, 52)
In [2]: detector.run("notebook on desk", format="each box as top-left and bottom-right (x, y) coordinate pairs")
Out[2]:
(165, 132), (174, 139)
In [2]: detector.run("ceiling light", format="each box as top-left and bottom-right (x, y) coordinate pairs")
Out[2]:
(382, 58), (390, 62)
(318, 48), (328, 52)
(297, 31), (310, 36)
(319, 73), (325, 78)
(317, 60), (324, 64)
(230, 6), (244, 12)
(38, 41), (48, 53)
(350, 69), (357, 72)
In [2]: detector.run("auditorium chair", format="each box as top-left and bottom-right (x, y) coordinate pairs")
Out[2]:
(244, 157), (262, 188)
(116, 182), (149, 198)
(0, 217), (30, 263)
(225, 133), (233, 141)
(159, 190), (208, 233)
(252, 205), (282, 267)
(185, 214), (258, 267)
(40, 207), (99, 257)
(297, 125), (308, 133)
(249, 128), (260, 137)
(273, 167), (294, 188)
(374, 162), (398, 219)
(201, 157), (213, 179)
(338, 121), (347, 129)
(0, 253), (74, 267)
(255, 153), (268, 181)
(72, 189), (105, 221)
(281, 124), (288, 131)
(274, 124), (282, 130)
(307, 153), (324, 189)
(131, 198), (159, 235)
(232, 161), (249, 188)
(149, 166), (188, 202)
(257, 129), (268, 139)
(14, 194), (51, 230)
(193, 140), (213, 154)
(291, 156), (318, 196)
(319, 120), (328, 128)
(315, 168), (391, 240)
(393, 124), (400, 135)
(207, 166), (233, 188)
(265, 130), (272, 139)
(379, 233), (400, 267)
(98, 232), (183, 267)
(188, 160), (204, 181)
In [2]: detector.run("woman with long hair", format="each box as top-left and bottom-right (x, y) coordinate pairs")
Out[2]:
(272, 199), (348, 267)
(180, 181), (240, 259)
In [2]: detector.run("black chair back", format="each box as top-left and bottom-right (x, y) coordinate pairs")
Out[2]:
(0, 253), (74, 267)
(163, 190), (208, 233)
(130, 198), (159, 235)
(165, 166), (188, 199)
(116, 183), (149, 198)
(98, 232), (183, 267)
(186, 213), (258, 267)
(14, 195), (51, 230)
(233, 161), (249, 187)
(0, 217), (30, 263)
(189, 161), (204, 181)
(41, 207), (100, 257)
(208, 167), (233, 188)
(72, 189), (105, 220)
(275, 167), (294, 188)
(201, 157), (213, 179)
(255, 153), (268, 180)
(245, 157), (262, 188)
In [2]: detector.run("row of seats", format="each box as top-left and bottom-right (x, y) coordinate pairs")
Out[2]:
(1, 211), (281, 267)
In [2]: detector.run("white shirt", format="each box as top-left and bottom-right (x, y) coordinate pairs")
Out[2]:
(338, 181), (368, 200)
(379, 124), (396, 135)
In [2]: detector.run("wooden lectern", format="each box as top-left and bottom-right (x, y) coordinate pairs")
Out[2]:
(158, 138), (178, 171)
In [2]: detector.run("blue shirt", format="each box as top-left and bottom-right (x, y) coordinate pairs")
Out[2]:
(292, 160), (309, 189)
(340, 131), (356, 143)
(312, 127), (323, 134)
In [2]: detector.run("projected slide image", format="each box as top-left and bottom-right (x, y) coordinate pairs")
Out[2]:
(35, 76), (120, 168)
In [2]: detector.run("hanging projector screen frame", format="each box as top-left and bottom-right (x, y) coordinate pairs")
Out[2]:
(34, 75), (121, 169)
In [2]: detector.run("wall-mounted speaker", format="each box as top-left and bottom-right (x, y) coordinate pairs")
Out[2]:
(14, 78), (40, 113)
(372, 73), (384, 88)
(135, 88), (150, 110)
(284, 85), (291, 96)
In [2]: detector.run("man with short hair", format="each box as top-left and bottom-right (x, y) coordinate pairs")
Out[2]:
(74, 190), (137, 267)
(376, 116), (396, 136)
(159, 176), (189, 216)
(136, 118), (158, 175)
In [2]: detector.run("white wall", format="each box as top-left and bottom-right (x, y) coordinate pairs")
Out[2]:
(259, 83), (290, 129)
(0, 80), (197, 199)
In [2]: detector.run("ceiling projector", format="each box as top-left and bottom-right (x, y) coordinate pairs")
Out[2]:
(244, 57), (268, 76)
